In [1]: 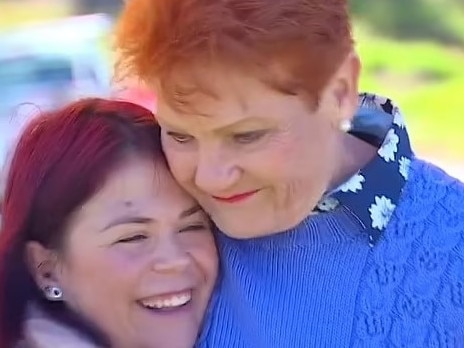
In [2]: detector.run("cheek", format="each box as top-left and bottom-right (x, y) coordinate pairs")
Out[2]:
(182, 233), (218, 283)
(249, 132), (330, 192)
(60, 245), (142, 305)
(246, 135), (306, 182)
(163, 147), (196, 184)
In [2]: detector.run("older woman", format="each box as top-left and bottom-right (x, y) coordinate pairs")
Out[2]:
(0, 99), (218, 348)
(115, 0), (464, 347)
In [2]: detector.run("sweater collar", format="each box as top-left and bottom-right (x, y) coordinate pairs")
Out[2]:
(313, 93), (413, 246)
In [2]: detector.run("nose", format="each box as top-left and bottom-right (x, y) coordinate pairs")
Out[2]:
(194, 148), (240, 194)
(152, 237), (191, 274)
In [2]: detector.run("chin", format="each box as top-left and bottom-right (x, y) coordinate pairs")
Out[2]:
(132, 316), (199, 348)
(138, 332), (197, 348)
(217, 221), (273, 239)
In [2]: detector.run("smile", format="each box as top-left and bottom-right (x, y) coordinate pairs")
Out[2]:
(139, 290), (192, 311)
(212, 190), (260, 203)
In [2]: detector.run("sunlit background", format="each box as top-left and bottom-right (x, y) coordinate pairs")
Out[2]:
(0, 0), (463, 182)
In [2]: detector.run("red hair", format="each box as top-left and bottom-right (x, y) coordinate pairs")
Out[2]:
(114, 0), (353, 106)
(0, 98), (162, 347)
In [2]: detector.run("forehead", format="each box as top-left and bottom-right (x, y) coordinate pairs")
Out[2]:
(73, 157), (195, 224)
(156, 66), (308, 129)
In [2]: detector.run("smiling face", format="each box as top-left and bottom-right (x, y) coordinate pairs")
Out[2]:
(28, 156), (218, 348)
(157, 57), (360, 238)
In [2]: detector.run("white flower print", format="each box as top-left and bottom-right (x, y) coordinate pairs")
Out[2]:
(399, 156), (411, 180)
(374, 95), (388, 108)
(359, 94), (379, 110)
(336, 173), (366, 193)
(369, 196), (396, 230)
(316, 196), (339, 212)
(393, 108), (405, 128)
(378, 129), (399, 162)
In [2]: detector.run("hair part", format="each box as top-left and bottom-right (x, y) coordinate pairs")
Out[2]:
(114, 0), (354, 110)
(0, 98), (162, 347)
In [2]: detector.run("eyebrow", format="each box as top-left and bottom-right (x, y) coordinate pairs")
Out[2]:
(100, 205), (203, 232)
(179, 204), (203, 219)
(216, 117), (267, 132)
(165, 117), (269, 134)
(100, 216), (152, 232)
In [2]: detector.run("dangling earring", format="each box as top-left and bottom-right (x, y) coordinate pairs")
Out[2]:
(339, 119), (352, 133)
(44, 285), (63, 302)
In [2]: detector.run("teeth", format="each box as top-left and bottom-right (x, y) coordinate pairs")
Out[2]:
(141, 292), (192, 309)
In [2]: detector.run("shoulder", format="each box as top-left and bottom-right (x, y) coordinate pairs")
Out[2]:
(21, 304), (99, 348)
(399, 157), (464, 210)
(368, 158), (464, 346)
(391, 158), (464, 247)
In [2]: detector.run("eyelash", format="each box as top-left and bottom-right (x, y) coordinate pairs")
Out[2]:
(117, 234), (147, 244)
(167, 131), (266, 145)
(233, 131), (266, 144)
(167, 132), (193, 144)
(179, 224), (208, 233)
(116, 224), (207, 243)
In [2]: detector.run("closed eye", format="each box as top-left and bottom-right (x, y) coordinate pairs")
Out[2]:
(179, 224), (208, 233)
(117, 234), (147, 244)
(166, 131), (194, 144)
(233, 130), (267, 144)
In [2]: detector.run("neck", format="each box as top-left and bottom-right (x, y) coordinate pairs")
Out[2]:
(329, 133), (377, 190)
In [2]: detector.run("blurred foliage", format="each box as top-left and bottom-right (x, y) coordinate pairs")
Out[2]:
(0, 0), (462, 159)
(351, 0), (464, 158)
(356, 24), (464, 158)
(350, 0), (464, 46)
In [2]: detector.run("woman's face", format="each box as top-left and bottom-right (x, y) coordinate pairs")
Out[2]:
(29, 157), (218, 348)
(156, 59), (359, 238)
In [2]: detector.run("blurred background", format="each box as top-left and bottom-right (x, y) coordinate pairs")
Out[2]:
(0, 0), (463, 185)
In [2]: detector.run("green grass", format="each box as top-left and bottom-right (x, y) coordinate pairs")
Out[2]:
(356, 26), (464, 158)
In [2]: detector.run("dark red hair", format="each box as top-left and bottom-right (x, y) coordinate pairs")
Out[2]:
(0, 98), (162, 347)
(114, 0), (353, 106)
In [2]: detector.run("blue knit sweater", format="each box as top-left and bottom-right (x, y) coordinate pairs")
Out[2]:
(196, 95), (464, 347)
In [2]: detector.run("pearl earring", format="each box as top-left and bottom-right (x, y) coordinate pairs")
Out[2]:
(339, 119), (352, 133)
(44, 286), (63, 302)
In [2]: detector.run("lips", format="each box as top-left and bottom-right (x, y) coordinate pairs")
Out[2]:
(212, 190), (260, 203)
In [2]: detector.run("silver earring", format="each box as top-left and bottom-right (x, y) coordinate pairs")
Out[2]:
(44, 286), (63, 302)
(339, 119), (352, 133)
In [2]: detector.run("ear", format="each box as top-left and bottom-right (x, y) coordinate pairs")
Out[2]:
(329, 50), (361, 123)
(25, 241), (61, 292)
